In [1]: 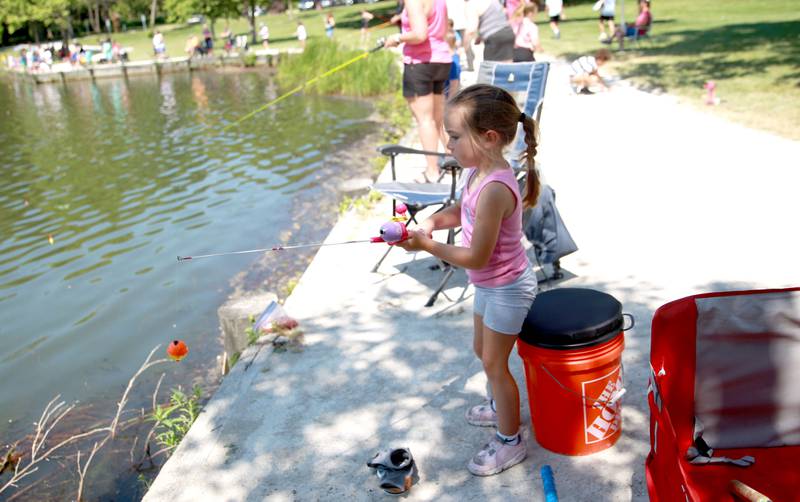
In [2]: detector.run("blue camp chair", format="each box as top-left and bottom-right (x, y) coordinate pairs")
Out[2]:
(372, 62), (564, 306)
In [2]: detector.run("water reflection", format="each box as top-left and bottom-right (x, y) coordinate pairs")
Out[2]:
(159, 77), (176, 118)
(0, 69), (377, 498)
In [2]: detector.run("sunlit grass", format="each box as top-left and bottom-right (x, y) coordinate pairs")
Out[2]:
(539, 0), (800, 139)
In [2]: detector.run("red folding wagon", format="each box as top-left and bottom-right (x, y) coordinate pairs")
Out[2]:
(646, 287), (800, 502)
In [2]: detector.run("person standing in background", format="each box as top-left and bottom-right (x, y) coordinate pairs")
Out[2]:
(325, 13), (336, 39)
(446, 0), (473, 71)
(260, 23), (270, 48)
(465, 0), (516, 63)
(202, 24), (213, 55)
(296, 21), (307, 48)
(384, 0), (452, 183)
(152, 30), (166, 57)
(596, 0), (616, 42)
(360, 10), (375, 45)
(545, 0), (563, 39)
(511, 3), (541, 62)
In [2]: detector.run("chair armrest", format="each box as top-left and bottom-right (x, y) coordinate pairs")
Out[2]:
(440, 157), (461, 172)
(377, 144), (447, 157)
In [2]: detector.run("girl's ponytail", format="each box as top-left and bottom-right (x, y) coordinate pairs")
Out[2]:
(519, 114), (540, 208)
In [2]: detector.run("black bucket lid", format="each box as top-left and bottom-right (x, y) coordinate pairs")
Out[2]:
(519, 288), (623, 350)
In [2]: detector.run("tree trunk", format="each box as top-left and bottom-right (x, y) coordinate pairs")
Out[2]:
(90, 4), (102, 33)
(31, 22), (41, 44)
(210, 18), (216, 40)
(149, 0), (158, 31)
(246, 1), (256, 44)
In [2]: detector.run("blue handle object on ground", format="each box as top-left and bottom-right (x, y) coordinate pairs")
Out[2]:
(541, 465), (558, 502)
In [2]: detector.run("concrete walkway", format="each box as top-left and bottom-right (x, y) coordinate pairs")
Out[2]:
(143, 57), (800, 501)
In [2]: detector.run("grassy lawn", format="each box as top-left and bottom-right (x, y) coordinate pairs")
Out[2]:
(69, 1), (401, 59)
(543, 0), (800, 140)
(2, 0), (797, 139)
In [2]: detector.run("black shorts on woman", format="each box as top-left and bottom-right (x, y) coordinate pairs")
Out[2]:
(402, 62), (452, 97)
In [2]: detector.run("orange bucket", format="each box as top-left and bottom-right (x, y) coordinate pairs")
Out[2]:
(516, 288), (631, 456)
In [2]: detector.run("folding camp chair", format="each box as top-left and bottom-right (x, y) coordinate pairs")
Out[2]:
(624, 22), (653, 48)
(647, 287), (800, 501)
(372, 62), (559, 306)
(371, 149), (462, 307)
(477, 61), (576, 281)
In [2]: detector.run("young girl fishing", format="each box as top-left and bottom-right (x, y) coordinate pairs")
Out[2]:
(397, 84), (540, 476)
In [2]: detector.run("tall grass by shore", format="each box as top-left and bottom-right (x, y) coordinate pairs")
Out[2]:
(277, 40), (399, 96)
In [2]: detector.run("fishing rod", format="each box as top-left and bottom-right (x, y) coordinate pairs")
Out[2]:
(178, 211), (410, 262)
(221, 38), (386, 132)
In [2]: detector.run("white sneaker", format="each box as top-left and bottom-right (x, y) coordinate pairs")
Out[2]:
(467, 435), (527, 476)
(465, 401), (498, 427)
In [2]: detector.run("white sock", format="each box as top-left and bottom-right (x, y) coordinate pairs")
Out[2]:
(496, 430), (520, 446)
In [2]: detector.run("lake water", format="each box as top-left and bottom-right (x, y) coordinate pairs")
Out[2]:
(0, 69), (380, 498)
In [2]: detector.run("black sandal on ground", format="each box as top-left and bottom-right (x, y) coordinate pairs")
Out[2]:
(367, 448), (418, 494)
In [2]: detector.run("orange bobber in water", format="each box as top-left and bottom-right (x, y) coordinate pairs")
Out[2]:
(167, 340), (189, 361)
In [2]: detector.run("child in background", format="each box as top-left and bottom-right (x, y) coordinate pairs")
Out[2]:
(512, 3), (541, 62)
(325, 13), (335, 39)
(360, 10), (374, 45)
(296, 21), (307, 48)
(596, 0), (616, 42)
(222, 24), (234, 54)
(445, 21), (461, 97)
(569, 48), (611, 94)
(397, 84), (540, 476)
(260, 23), (270, 48)
(545, 0), (564, 39)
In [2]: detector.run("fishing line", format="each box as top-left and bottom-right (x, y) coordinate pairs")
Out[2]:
(178, 215), (410, 261)
(221, 39), (386, 131)
(177, 239), (372, 261)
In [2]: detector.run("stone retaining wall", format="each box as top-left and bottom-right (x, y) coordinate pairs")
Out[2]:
(3, 49), (303, 84)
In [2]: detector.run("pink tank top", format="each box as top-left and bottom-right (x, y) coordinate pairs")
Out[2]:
(460, 168), (530, 287)
(401, 0), (452, 65)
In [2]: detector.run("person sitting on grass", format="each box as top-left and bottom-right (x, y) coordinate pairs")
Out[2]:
(568, 48), (611, 94)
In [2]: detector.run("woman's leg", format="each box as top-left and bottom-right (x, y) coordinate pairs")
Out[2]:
(481, 325), (520, 436)
(433, 92), (448, 153)
(406, 93), (442, 180)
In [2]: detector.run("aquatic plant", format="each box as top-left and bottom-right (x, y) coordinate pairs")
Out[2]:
(277, 39), (400, 97)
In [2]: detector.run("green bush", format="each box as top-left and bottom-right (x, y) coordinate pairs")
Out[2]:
(277, 39), (399, 97)
(241, 52), (257, 67)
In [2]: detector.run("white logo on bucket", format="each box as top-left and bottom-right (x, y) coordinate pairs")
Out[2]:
(582, 368), (623, 444)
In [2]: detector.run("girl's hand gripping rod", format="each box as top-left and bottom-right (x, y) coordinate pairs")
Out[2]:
(370, 202), (410, 245)
(177, 203), (410, 261)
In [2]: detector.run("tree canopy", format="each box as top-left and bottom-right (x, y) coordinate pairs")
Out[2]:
(0, 0), (255, 43)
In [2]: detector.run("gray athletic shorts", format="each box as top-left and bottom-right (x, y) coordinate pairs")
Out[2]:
(473, 266), (538, 335)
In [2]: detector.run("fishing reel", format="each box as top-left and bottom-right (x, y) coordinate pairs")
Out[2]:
(371, 203), (409, 244)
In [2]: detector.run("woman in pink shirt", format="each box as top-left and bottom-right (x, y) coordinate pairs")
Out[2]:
(398, 84), (540, 476)
(384, 0), (452, 183)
